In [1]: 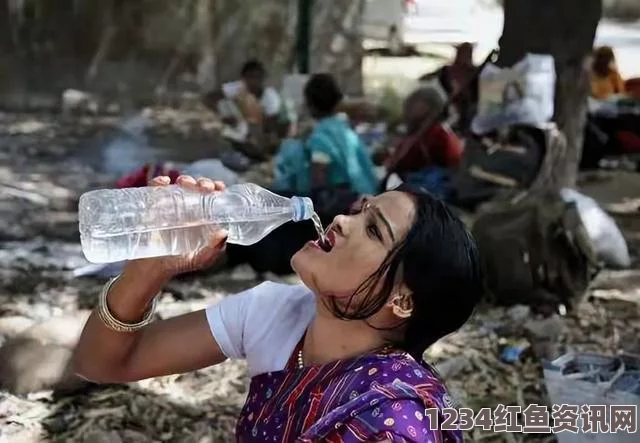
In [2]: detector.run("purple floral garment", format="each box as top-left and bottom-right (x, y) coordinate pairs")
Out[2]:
(235, 343), (462, 443)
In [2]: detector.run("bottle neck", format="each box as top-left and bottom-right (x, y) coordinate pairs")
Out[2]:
(291, 196), (314, 222)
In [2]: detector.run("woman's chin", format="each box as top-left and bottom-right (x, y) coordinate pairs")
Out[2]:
(291, 243), (321, 274)
(291, 250), (314, 286)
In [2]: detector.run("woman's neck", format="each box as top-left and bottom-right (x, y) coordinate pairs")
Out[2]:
(301, 307), (385, 367)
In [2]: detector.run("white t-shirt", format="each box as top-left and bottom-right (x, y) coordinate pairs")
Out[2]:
(205, 281), (316, 377)
(222, 80), (282, 117)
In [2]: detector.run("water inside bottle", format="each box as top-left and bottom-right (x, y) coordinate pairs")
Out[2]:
(311, 212), (331, 252)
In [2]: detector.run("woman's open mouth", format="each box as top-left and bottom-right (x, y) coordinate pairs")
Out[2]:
(315, 228), (336, 253)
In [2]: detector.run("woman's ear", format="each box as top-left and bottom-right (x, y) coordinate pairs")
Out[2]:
(387, 286), (414, 319)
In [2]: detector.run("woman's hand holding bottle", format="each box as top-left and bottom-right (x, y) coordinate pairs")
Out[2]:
(125, 175), (229, 282)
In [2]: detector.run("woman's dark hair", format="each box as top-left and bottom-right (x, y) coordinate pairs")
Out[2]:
(593, 46), (615, 78)
(241, 59), (266, 77)
(304, 73), (344, 117)
(329, 184), (483, 361)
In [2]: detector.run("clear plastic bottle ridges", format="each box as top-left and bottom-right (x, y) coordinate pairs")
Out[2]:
(78, 183), (314, 263)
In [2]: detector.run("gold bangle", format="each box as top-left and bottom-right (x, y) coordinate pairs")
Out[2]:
(97, 274), (158, 333)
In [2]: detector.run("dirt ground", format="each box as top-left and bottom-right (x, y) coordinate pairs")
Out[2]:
(0, 109), (638, 443)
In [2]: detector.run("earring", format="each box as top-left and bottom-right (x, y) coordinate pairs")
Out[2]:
(391, 294), (413, 318)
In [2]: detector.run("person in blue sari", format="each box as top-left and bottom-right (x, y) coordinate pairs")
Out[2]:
(273, 73), (378, 197)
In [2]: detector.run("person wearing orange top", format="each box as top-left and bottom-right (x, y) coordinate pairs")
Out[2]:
(590, 46), (626, 100)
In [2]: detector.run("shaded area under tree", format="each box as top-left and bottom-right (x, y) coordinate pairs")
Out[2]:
(498, 0), (603, 189)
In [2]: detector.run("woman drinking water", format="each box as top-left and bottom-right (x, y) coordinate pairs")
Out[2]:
(73, 174), (482, 442)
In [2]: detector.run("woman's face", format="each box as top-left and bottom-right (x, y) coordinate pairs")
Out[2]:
(291, 191), (416, 301)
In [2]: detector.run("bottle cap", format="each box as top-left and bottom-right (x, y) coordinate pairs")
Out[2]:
(291, 196), (314, 222)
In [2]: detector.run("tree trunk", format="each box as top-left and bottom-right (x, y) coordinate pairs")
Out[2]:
(0, 1), (12, 52)
(498, 0), (602, 188)
(212, 0), (298, 87)
(310, 0), (365, 96)
(211, 0), (365, 95)
(196, 0), (216, 92)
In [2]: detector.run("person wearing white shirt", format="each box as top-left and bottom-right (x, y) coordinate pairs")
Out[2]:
(203, 60), (288, 159)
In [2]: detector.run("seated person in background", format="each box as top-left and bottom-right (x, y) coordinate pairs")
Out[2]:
(273, 73), (378, 197)
(381, 87), (463, 198)
(590, 46), (626, 100)
(420, 42), (478, 132)
(385, 87), (463, 176)
(204, 59), (292, 159)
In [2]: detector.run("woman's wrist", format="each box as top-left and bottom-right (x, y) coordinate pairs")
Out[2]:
(104, 262), (170, 323)
(125, 259), (175, 282)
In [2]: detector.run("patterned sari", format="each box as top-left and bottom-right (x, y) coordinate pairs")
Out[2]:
(235, 338), (461, 442)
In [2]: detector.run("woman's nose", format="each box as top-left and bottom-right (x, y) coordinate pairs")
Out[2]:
(333, 215), (349, 237)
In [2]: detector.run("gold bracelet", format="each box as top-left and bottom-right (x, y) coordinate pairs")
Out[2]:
(97, 274), (158, 333)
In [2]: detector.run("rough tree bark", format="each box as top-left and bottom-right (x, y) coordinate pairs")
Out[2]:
(212, 0), (298, 87)
(310, 0), (365, 96)
(212, 0), (365, 95)
(0, 0), (366, 104)
(498, 0), (602, 189)
(0, 1), (12, 52)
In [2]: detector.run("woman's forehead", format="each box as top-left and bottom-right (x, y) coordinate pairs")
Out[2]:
(370, 192), (416, 232)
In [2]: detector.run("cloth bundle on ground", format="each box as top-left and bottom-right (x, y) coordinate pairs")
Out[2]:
(471, 191), (599, 310)
(450, 125), (546, 210)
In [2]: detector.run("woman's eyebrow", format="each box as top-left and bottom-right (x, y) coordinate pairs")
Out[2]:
(370, 204), (395, 242)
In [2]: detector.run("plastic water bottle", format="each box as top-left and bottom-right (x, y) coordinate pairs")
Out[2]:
(78, 183), (315, 264)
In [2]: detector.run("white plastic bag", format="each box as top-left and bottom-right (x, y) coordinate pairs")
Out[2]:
(472, 53), (556, 135)
(560, 188), (631, 269)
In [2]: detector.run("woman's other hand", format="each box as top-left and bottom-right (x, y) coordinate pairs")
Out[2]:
(128, 175), (228, 281)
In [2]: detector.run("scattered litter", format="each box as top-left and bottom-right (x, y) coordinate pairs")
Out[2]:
(499, 338), (531, 364)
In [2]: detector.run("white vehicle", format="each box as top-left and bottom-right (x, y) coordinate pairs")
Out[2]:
(362, 0), (478, 54)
